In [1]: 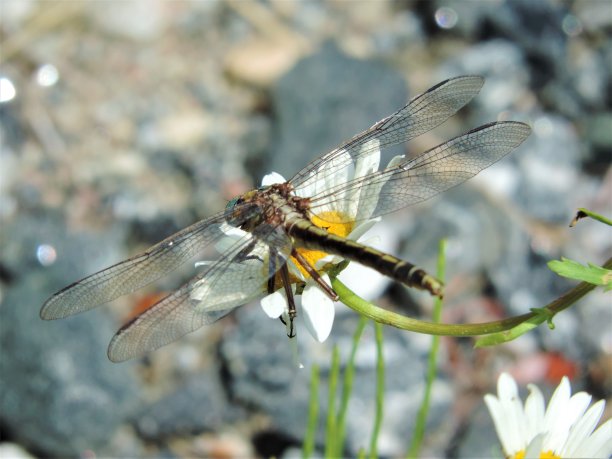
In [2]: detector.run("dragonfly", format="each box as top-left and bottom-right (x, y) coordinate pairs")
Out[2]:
(41, 75), (531, 362)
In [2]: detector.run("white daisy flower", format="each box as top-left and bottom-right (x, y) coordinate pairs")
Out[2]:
(196, 139), (390, 343)
(485, 372), (612, 459)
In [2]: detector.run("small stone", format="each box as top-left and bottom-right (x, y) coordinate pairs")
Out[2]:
(224, 38), (306, 87)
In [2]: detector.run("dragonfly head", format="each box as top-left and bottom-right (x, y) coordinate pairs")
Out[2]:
(225, 196), (241, 212)
(224, 189), (265, 230)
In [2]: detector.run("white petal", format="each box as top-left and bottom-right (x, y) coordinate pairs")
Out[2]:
(524, 433), (545, 459)
(261, 172), (286, 186)
(345, 139), (380, 217)
(354, 139), (380, 178)
(562, 399), (606, 457)
(323, 152), (354, 214)
(260, 291), (288, 318)
(485, 394), (515, 456)
(525, 383), (546, 442)
(215, 235), (241, 253)
(581, 419), (612, 458)
(354, 172), (393, 221)
(190, 260), (267, 309)
(545, 391), (590, 453)
(299, 149), (352, 210)
(214, 225), (248, 252)
(287, 258), (306, 280)
(498, 373), (527, 453)
(301, 280), (335, 342)
(542, 376), (571, 449)
(219, 222), (247, 238)
(346, 217), (380, 241)
(543, 378), (588, 453)
(386, 154), (404, 168)
(497, 372), (518, 399)
(314, 253), (337, 269)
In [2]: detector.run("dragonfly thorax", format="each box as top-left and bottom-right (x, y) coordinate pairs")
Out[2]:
(225, 183), (312, 233)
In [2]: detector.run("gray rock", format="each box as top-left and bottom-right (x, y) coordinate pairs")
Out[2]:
(516, 114), (580, 222)
(438, 39), (529, 122)
(0, 215), (139, 456)
(480, 0), (568, 87)
(135, 370), (236, 440)
(0, 279), (139, 456)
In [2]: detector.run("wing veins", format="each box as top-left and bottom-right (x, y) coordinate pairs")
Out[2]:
(40, 206), (259, 319)
(290, 76), (485, 189)
(306, 121), (531, 220)
(107, 223), (293, 361)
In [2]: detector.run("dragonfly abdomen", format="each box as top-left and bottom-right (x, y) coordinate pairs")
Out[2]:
(288, 220), (443, 297)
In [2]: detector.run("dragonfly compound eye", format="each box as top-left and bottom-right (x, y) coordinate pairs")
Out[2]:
(225, 197), (241, 212)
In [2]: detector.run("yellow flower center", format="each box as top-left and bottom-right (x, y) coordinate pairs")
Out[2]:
(511, 450), (560, 459)
(291, 211), (354, 278)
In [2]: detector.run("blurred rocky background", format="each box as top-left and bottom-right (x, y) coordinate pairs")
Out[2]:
(0, 0), (610, 457)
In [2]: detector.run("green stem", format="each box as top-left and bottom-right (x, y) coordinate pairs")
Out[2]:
(336, 315), (368, 456)
(324, 346), (340, 458)
(571, 208), (612, 227)
(331, 257), (612, 338)
(407, 240), (446, 458)
(303, 364), (319, 459)
(369, 322), (384, 459)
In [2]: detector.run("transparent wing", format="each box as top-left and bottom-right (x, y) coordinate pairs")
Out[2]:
(289, 75), (485, 191)
(307, 122), (531, 220)
(40, 205), (261, 320)
(107, 224), (292, 362)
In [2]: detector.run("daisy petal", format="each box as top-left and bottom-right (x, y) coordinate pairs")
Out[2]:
(545, 389), (592, 453)
(261, 291), (287, 318)
(486, 373), (611, 459)
(525, 383), (545, 441)
(484, 394), (514, 456)
(562, 400), (606, 458)
(524, 432), (545, 459)
(262, 172), (286, 186)
(346, 217), (381, 242)
(386, 154), (404, 168)
(542, 376), (571, 451)
(584, 419), (612, 458)
(301, 281), (334, 342)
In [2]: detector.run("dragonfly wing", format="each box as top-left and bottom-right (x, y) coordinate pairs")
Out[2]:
(308, 121), (531, 220)
(40, 205), (261, 320)
(107, 224), (292, 362)
(290, 75), (485, 191)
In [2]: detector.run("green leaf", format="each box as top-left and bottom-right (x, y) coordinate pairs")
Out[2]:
(475, 306), (559, 346)
(474, 315), (544, 347)
(530, 307), (556, 330)
(548, 257), (612, 289)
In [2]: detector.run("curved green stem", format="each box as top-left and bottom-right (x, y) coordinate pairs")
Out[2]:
(330, 256), (612, 337)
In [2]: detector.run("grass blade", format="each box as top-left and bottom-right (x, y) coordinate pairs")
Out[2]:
(407, 239), (446, 458)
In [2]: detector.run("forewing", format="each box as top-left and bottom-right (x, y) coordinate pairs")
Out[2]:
(40, 205), (260, 320)
(308, 122), (531, 220)
(107, 224), (292, 362)
(289, 75), (485, 191)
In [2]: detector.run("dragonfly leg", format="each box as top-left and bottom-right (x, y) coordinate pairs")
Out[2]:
(279, 261), (296, 338)
(268, 251), (297, 337)
(267, 252), (277, 295)
(291, 249), (339, 301)
(236, 237), (262, 263)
